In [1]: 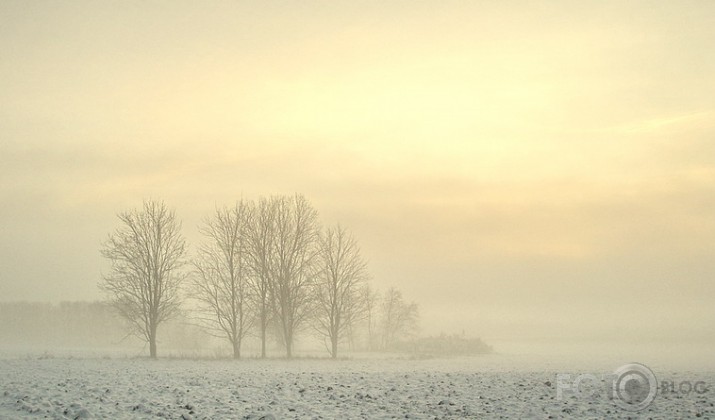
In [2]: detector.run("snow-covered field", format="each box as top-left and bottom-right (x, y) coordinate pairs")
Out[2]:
(0, 355), (713, 419)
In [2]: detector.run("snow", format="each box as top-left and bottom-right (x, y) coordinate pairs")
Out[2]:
(0, 356), (713, 419)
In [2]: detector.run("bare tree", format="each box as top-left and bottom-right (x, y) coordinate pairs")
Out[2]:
(361, 285), (380, 351)
(269, 194), (319, 358)
(380, 287), (419, 350)
(246, 197), (276, 358)
(100, 200), (187, 358)
(191, 202), (253, 359)
(313, 225), (369, 358)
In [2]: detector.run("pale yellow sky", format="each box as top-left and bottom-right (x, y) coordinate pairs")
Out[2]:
(1, 1), (714, 346)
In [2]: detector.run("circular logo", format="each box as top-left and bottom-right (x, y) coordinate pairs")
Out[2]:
(612, 363), (658, 411)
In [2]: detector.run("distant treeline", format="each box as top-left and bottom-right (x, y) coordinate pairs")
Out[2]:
(0, 301), (204, 353)
(0, 301), (491, 358)
(0, 301), (123, 349)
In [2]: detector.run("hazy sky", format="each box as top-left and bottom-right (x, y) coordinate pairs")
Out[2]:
(1, 1), (714, 345)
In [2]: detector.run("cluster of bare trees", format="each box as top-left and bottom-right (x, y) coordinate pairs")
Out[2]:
(100, 197), (419, 359)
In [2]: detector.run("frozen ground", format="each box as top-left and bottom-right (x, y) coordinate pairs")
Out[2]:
(0, 355), (713, 419)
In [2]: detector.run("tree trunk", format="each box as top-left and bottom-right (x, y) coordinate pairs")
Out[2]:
(286, 339), (292, 359)
(232, 340), (241, 359)
(260, 317), (267, 359)
(148, 320), (158, 358)
(331, 337), (338, 359)
(149, 334), (157, 358)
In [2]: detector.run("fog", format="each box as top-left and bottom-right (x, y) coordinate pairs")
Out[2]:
(1, 1), (714, 370)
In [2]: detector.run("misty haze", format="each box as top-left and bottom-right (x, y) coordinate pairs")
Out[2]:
(1, 1), (714, 418)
